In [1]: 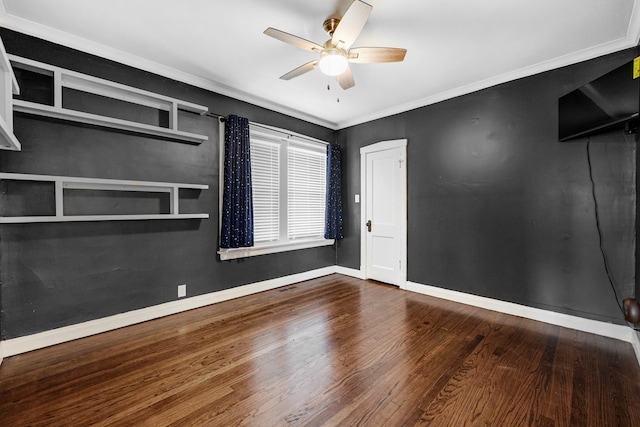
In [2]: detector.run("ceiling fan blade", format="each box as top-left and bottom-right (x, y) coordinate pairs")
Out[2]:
(337, 65), (355, 90)
(280, 60), (319, 80)
(348, 47), (407, 63)
(331, 0), (373, 49)
(264, 27), (323, 52)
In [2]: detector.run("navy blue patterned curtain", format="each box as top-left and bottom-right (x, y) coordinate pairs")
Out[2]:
(324, 144), (343, 239)
(220, 115), (254, 248)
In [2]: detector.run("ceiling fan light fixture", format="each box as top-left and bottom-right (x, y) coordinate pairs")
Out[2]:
(319, 48), (348, 76)
(265, 0), (405, 90)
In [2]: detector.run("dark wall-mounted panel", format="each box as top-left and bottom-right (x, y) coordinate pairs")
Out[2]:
(558, 59), (639, 141)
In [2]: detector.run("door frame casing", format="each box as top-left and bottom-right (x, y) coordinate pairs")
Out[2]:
(360, 139), (408, 288)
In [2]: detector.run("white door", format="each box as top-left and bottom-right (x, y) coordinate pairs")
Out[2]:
(360, 139), (407, 287)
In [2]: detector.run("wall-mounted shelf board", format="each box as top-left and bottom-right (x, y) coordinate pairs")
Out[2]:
(12, 100), (208, 144)
(0, 214), (209, 224)
(9, 55), (209, 144)
(0, 36), (21, 151)
(0, 172), (209, 223)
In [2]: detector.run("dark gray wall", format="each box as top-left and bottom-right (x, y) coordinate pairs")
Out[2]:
(637, 144), (640, 304)
(0, 29), (335, 339)
(338, 48), (637, 325)
(1, 27), (637, 340)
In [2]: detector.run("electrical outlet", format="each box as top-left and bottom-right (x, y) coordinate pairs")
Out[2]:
(178, 284), (187, 298)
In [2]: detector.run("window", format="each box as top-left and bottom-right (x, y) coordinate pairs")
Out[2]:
(287, 144), (326, 240)
(251, 138), (280, 243)
(218, 123), (333, 260)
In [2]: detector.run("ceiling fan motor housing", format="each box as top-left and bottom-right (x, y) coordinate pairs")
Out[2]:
(323, 18), (341, 36)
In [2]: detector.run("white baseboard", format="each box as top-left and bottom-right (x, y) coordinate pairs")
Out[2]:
(335, 266), (365, 279)
(406, 281), (635, 344)
(2, 270), (638, 368)
(631, 330), (640, 367)
(2, 266), (336, 358)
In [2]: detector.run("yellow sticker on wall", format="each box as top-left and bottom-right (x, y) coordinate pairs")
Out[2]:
(634, 56), (640, 79)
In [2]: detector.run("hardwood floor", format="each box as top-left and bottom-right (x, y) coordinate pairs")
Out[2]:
(1, 274), (639, 426)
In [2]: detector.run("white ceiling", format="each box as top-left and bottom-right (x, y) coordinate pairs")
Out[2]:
(1, 0), (639, 129)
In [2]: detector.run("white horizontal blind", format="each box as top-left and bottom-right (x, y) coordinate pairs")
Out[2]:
(287, 144), (326, 240)
(250, 139), (280, 243)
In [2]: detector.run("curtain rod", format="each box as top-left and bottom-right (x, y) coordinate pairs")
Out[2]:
(208, 113), (330, 146)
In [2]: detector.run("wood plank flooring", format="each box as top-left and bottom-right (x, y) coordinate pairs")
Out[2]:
(1, 274), (639, 426)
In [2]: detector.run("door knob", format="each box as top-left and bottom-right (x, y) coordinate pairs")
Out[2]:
(366, 220), (372, 232)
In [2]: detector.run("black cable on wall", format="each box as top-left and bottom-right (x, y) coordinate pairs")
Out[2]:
(586, 135), (640, 330)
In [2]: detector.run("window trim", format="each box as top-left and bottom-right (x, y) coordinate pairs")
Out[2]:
(217, 120), (333, 260)
(218, 237), (333, 261)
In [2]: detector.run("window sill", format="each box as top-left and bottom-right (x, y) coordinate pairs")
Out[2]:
(218, 238), (334, 261)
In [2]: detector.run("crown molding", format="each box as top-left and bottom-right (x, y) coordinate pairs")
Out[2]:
(337, 1), (640, 129)
(1, 1), (639, 131)
(0, 7), (338, 129)
(336, 35), (640, 129)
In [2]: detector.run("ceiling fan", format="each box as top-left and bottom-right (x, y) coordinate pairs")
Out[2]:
(264, 0), (407, 90)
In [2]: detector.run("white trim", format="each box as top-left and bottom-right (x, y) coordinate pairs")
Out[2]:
(3, 6), (638, 131)
(1, 266), (336, 357)
(359, 149), (366, 281)
(406, 281), (636, 344)
(359, 139), (408, 155)
(336, 36), (640, 129)
(250, 122), (329, 147)
(0, 12), (337, 130)
(360, 139), (408, 287)
(631, 330), (640, 367)
(218, 238), (334, 261)
(335, 266), (366, 280)
(2, 269), (639, 369)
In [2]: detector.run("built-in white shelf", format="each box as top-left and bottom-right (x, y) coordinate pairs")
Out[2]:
(0, 173), (209, 223)
(9, 55), (209, 144)
(0, 36), (21, 151)
(0, 213), (209, 224)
